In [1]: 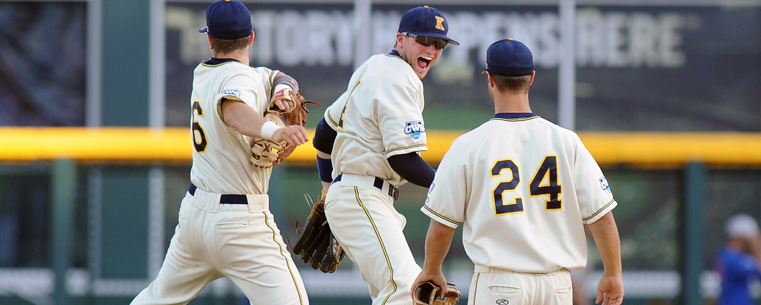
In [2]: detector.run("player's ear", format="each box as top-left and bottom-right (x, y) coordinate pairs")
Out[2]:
(528, 71), (536, 86)
(487, 72), (495, 88)
(395, 33), (405, 48)
(207, 35), (214, 50)
(248, 30), (255, 46)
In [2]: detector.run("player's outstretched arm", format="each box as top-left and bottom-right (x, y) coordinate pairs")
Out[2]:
(588, 212), (624, 305)
(221, 98), (308, 146)
(412, 219), (456, 299)
(271, 125), (309, 146)
(271, 72), (300, 111)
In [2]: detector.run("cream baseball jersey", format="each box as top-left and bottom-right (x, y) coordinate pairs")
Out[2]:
(189, 59), (277, 194)
(421, 113), (617, 273)
(324, 52), (428, 186)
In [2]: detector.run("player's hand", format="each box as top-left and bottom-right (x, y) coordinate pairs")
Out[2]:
(272, 125), (308, 146)
(411, 269), (448, 299)
(272, 98), (295, 112)
(595, 272), (624, 305)
(271, 88), (296, 112)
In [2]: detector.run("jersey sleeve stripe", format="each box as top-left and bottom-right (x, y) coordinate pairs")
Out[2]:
(422, 205), (461, 227)
(385, 144), (427, 155)
(583, 199), (617, 223)
(268, 69), (279, 83)
(326, 112), (340, 128)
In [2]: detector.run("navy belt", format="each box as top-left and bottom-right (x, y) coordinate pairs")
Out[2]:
(188, 183), (248, 205)
(333, 174), (399, 200)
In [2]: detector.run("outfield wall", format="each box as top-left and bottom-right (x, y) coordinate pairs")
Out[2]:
(3, 128), (761, 167)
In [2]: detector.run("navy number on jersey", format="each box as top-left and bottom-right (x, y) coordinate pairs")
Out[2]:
(491, 156), (562, 215)
(192, 100), (207, 152)
(530, 156), (562, 210)
(491, 160), (524, 215)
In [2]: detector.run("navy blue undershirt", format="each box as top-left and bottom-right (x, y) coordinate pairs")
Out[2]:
(313, 118), (435, 187)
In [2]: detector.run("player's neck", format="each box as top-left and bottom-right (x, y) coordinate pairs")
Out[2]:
(211, 49), (250, 65)
(493, 94), (532, 113)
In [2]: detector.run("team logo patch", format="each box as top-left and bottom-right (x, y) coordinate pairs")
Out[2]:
(404, 121), (426, 139)
(599, 176), (611, 193)
(496, 299), (509, 305)
(221, 89), (241, 98)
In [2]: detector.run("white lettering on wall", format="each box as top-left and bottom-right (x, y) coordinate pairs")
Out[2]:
(166, 7), (697, 69)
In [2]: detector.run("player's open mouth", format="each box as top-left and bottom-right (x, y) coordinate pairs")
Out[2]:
(417, 56), (432, 70)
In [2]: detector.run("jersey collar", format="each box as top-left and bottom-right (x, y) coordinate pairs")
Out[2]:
(204, 57), (240, 65)
(387, 49), (402, 58)
(494, 113), (538, 120)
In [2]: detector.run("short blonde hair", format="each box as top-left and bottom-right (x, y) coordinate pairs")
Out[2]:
(492, 74), (532, 94)
(212, 36), (251, 54)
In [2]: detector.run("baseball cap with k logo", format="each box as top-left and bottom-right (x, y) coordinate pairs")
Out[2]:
(397, 6), (459, 46)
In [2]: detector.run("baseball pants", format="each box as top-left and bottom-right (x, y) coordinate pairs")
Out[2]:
(325, 174), (421, 305)
(131, 186), (308, 305)
(469, 266), (572, 305)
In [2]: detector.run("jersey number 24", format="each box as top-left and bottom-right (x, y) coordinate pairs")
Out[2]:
(491, 156), (562, 215)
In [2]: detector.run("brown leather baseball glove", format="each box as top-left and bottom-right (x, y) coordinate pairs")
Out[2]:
(250, 88), (320, 168)
(414, 281), (461, 305)
(291, 194), (346, 273)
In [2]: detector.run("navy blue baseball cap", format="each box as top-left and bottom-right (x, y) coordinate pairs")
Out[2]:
(482, 38), (534, 76)
(199, 0), (252, 39)
(398, 6), (459, 45)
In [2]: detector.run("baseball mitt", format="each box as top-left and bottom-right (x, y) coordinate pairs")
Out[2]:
(292, 194), (346, 273)
(414, 281), (461, 305)
(250, 88), (320, 168)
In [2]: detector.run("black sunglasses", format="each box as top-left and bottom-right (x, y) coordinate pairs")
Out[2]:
(403, 32), (447, 50)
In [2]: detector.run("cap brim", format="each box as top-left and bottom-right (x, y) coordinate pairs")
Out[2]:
(444, 39), (460, 46)
(199, 26), (209, 34)
(410, 31), (459, 46)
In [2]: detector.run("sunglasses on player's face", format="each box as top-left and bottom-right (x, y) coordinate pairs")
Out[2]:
(402, 32), (447, 50)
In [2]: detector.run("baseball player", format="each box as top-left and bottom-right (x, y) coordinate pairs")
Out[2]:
(411, 39), (624, 305)
(715, 214), (761, 305)
(131, 1), (309, 304)
(310, 6), (458, 304)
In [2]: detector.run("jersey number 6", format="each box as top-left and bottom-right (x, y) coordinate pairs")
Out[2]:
(491, 156), (562, 215)
(192, 100), (208, 152)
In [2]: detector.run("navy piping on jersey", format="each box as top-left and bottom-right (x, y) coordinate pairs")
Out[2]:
(493, 112), (538, 120)
(203, 57), (240, 65)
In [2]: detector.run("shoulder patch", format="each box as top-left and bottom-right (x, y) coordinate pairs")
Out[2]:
(599, 176), (611, 193)
(221, 89), (241, 98)
(404, 121), (426, 139)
